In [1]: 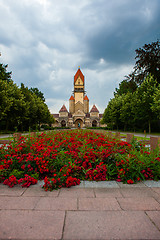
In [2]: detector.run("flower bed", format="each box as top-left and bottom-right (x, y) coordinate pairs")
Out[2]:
(0, 130), (160, 190)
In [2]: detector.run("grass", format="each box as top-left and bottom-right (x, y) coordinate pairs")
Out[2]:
(1, 129), (159, 142)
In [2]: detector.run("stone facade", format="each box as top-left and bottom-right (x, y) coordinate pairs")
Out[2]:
(52, 68), (103, 128)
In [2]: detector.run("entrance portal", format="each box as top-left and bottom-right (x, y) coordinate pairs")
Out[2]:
(61, 120), (66, 127)
(92, 120), (97, 127)
(75, 119), (83, 129)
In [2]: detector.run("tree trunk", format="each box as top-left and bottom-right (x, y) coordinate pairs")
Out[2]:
(6, 119), (9, 131)
(149, 120), (151, 134)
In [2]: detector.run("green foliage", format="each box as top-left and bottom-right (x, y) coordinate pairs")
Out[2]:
(0, 63), (12, 83)
(30, 172), (39, 180)
(103, 74), (160, 132)
(103, 95), (123, 130)
(125, 40), (160, 85)
(0, 63), (55, 131)
(9, 169), (24, 179)
(114, 79), (137, 96)
(29, 87), (45, 102)
(151, 86), (160, 119)
(104, 40), (160, 133)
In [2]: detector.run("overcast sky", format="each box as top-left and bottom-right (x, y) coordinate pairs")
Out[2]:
(0, 0), (160, 113)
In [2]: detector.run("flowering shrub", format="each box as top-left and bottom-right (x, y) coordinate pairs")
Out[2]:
(85, 163), (107, 181)
(0, 130), (160, 190)
(18, 174), (37, 187)
(3, 175), (18, 188)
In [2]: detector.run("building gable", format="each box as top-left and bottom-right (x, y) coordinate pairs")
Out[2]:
(75, 77), (84, 86)
(75, 101), (84, 113)
(74, 68), (84, 83)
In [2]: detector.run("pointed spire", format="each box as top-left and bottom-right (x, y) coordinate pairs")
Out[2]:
(59, 104), (68, 112)
(74, 68), (84, 83)
(84, 95), (89, 101)
(90, 105), (99, 113)
(69, 95), (75, 100)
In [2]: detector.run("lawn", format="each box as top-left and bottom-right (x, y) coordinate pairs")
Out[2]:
(0, 130), (160, 191)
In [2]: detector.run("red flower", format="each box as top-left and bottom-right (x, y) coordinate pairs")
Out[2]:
(21, 165), (25, 170)
(127, 179), (134, 184)
(3, 175), (18, 188)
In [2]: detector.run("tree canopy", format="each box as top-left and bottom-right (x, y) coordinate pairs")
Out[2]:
(0, 63), (54, 131)
(103, 40), (160, 133)
(125, 40), (160, 85)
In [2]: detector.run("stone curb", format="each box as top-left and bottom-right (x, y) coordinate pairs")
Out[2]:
(37, 180), (160, 188)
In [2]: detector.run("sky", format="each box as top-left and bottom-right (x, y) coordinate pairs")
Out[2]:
(0, 0), (160, 114)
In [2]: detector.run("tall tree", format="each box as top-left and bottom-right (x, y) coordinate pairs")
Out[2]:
(125, 40), (160, 85)
(2, 81), (26, 131)
(119, 92), (136, 131)
(29, 87), (45, 102)
(151, 86), (160, 119)
(114, 79), (137, 96)
(0, 80), (13, 121)
(0, 63), (12, 83)
(102, 96), (123, 130)
(0, 63), (54, 131)
(131, 75), (157, 133)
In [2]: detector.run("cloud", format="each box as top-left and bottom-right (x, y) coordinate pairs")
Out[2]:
(0, 0), (160, 114)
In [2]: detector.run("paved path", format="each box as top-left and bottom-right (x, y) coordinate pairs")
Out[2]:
(112, 131), (160, 138)
(0, 131), (160, 139)
(0, 180), (160, 240)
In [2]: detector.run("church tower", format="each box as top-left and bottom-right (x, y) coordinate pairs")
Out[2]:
(69, 95), (75, 114)
(74, 68), (85, 104)
(69, 67), (89, 114)
(53, 67), (103, 128)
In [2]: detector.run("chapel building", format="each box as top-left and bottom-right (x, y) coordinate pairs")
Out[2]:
(52, 68), (103, 128)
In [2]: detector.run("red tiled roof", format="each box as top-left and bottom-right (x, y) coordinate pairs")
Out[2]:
(69, 95), (75, 100)
(59, 105), (68, 113)
(84, 95), (89, 100)
(74, 68), (84, 83)
(90, 105), (99, 113)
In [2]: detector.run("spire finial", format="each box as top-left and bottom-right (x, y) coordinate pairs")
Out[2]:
(78, 66), (80, 69)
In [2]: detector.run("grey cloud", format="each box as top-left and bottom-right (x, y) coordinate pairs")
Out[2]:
(0, 0), (160, 113)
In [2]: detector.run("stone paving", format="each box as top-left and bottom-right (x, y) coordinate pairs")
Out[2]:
(0, 181), (160, 240)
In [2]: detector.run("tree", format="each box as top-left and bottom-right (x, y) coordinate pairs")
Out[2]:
(119, 92), (136, 131)
(126, 40), (160, 85)
(102, 96), (123, 130)
(151, 86), (160, 119)
(29, 87), (45, 102)
(1, 81), (26, 131)
(0, 63), (12, 83)
(20, 83), (37, 130)
(0, 64), (13, 120)
(21, 84), (55, 130)
(133, 75), (157, 133)
(0, 79), (13, 121)
(114, 79), (137, 96)
(0, 63), (54, 131)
